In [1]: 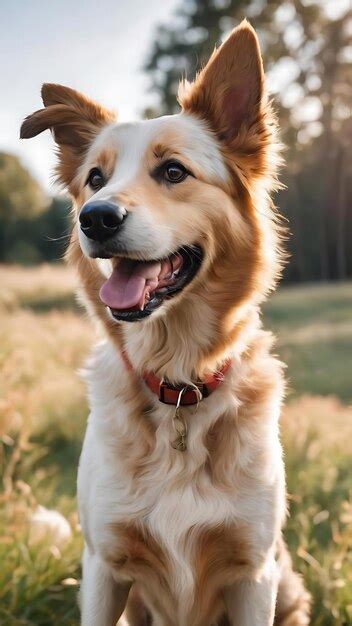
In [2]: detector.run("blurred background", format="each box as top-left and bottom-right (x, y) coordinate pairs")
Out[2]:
(0, 1), (351, 624)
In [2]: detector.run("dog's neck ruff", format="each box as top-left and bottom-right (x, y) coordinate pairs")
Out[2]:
(121, 350), (232, 406)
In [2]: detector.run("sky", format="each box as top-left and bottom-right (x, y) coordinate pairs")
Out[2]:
(1, 0), (179, 192)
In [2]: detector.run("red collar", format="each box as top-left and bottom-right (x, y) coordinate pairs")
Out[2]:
(121, 350), (232, 406)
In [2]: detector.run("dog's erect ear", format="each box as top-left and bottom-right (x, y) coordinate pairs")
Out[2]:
(179, 21), (264, 144)
(20, 84), (116, 192)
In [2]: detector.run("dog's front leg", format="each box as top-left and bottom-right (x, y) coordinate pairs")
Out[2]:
(224, 557), (279, 626)
(80, 546), (131, 626)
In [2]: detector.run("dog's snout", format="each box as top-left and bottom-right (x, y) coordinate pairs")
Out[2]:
(79, 201), (126, 242)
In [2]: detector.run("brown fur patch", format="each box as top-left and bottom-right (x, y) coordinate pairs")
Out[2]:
(96, 147), (118, 180)
(179, 22), (263, 137)
(190, 524), (251, 624)
(274, 539), (311, 626)
(107, 523), (169, 585)
(108, 522), (251, 626)
(106, 523), (178, 622)
(236, 331), (285, 407)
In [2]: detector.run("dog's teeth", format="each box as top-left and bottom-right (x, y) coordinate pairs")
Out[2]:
(141, 292), (151, 310)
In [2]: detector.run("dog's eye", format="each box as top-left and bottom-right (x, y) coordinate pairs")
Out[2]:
(86, 168), (105, 191)
(164, 162), (189, 184)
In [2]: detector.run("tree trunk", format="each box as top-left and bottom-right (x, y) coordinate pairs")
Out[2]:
(336, 147), (347, 280)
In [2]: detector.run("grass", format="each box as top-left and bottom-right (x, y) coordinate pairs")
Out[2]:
(263, 282), (352, 401)
(0, 264), (351, 625)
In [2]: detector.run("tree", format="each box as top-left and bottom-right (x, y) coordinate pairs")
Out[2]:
(0, 153), (48, 262)
(0, 153), (47, 221)
(0, 153), (71, 263)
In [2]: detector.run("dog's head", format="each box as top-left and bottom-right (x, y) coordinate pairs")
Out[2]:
(21, 21), (282, 343)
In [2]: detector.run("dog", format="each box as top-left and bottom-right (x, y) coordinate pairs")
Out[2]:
(21, 20), (310, 626)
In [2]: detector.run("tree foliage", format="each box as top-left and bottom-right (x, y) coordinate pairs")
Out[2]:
(0, 152), (47, 221)
(0, 153), (70, 263)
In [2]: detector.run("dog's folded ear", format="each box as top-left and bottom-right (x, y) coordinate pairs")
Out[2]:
(179, 20), (266, 145)
(20, 84), (116, 191)
(20, 83), (115, 146)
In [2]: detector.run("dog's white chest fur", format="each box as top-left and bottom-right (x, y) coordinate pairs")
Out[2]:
(77, 341), (285, 610)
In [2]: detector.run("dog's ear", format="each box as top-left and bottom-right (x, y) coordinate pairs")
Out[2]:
(20, 84), (116, 192)
(179, 20), (265, 145)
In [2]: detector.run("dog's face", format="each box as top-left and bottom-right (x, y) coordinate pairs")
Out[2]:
(21, 21), (281, 332)
(73, 113), (243, 322)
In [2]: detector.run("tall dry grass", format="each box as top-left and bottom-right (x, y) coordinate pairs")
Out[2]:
(0, 264), (77, 312)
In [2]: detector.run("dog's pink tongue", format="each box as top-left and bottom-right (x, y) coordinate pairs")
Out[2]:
(99, 259), (161, 310)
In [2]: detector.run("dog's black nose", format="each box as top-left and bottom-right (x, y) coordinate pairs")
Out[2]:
(79, 201), (126, 242)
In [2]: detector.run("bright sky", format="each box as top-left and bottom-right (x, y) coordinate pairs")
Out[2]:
(1, 0), (179, 192)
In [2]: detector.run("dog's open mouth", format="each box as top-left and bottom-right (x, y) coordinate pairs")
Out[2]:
(99, 245), (203, 322)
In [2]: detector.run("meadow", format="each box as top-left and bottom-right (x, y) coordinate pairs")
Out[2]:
(0, 264), (351, 625)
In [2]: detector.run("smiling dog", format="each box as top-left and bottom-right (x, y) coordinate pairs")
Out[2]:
(21, 20), (310, 626)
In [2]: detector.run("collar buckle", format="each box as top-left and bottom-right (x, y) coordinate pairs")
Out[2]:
(159, 380), (204, 406)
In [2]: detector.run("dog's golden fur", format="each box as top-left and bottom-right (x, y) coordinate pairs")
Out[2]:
(21, 20), (310, 626)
